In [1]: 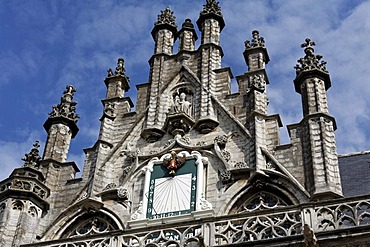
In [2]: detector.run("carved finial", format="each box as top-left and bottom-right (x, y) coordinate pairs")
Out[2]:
(155, 7), (177, 27)
(64, 85), (76, 95)
(48, 85), (79, 123)
(245, 30), (265, 49)
(294, 38), (328, 75)
(301, 38), (316, 49)
(201, 0), (222, 15)
(22, 141), (41, 168)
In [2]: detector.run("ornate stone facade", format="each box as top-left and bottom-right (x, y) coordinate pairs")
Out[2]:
(1, 1), (370, 247)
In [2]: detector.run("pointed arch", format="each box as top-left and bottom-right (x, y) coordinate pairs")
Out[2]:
(60, 211), (120, 238)
(41, 199), (124, 241)
(221, 173), (309, 215)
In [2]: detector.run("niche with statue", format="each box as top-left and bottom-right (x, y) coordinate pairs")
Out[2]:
(165, 88), (195, 136)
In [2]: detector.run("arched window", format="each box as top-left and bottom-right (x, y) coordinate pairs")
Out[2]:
(61, 212), (119, 238)
(236, 192), (289, 213)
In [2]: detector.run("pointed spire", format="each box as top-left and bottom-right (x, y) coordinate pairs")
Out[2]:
(245, 30), (265, 49)
(48, 85), (79, 123)
(155, 7), (177, 27)
(294, 38), (328, 75)
(22, 141), (41, 169)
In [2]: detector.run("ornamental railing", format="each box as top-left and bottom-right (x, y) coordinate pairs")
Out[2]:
(22, 195), (370, 247)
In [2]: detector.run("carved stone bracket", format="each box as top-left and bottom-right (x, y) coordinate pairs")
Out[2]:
(141, 128), (165, 143)
(164, 112), (195, 136)
(194, 118), (219, 134)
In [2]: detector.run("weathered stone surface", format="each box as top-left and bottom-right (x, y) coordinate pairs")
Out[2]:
(1, 2), (367, 247)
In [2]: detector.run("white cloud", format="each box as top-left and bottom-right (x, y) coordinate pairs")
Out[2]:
(0, 131), (44, 181)
(1, 0), (370, 182)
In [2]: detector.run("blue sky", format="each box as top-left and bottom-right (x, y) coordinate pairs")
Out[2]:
(1, 0), (369, 180)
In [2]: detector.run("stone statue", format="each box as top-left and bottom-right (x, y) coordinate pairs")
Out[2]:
(115, 58), (126, 76)
(303, 224), (319, 247)
(170, 95), (181, 113)
(107, 68), (114, 77)
(179, 92), (191, 115)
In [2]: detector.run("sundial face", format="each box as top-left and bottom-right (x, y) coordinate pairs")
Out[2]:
(146, 159), (197, 219)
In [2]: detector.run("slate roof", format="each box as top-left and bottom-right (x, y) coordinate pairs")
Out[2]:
(339, 151), (370, 197)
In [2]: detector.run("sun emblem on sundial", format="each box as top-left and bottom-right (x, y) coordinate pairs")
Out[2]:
(163, 151), (186, 176)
